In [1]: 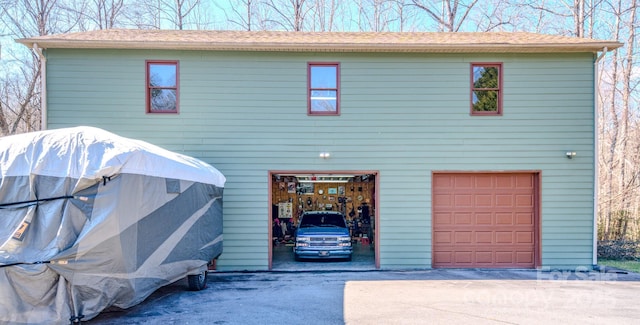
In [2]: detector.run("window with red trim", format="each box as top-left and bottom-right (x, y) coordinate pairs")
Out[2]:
(471, 63), (502, 115)
(146, 60), (179, 114)
(308, 63), (339, 115)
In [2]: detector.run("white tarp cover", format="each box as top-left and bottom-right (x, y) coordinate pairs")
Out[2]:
(0, 126), (225, 324)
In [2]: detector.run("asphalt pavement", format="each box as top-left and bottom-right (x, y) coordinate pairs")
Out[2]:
(87, 267), (640, 325)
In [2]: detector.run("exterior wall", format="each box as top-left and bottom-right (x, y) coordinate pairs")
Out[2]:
(44, 49), (596, 270)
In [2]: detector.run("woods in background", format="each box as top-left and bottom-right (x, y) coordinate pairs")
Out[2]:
(1, 0), (638, 241)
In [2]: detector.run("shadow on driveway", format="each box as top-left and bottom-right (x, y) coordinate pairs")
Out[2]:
(88, 268), (640, 324)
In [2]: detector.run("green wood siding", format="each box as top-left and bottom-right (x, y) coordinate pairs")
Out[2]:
(44, 49), (596, 270)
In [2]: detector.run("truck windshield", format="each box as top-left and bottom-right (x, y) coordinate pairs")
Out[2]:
(300, 214), (346, 228)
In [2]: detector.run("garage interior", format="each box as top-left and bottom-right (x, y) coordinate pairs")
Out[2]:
(270, 173), (377, 270)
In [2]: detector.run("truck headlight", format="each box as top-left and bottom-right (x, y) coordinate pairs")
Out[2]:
(338, 237), (351, 247)
(296, 237), (310, 247)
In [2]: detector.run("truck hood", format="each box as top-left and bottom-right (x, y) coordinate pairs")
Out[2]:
(297, 227), (349, 236)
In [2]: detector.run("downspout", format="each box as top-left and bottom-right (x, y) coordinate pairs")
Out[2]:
(593, 47), (608, 267)
(32, 43), (47, 130)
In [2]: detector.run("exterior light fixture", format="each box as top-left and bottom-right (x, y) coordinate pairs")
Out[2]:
(319, 152), (330, 159)
(566, 151), (577, 159)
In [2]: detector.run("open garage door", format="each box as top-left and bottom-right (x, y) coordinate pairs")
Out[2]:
(432, 173), (539, 268)
(269, 172), (378, 271)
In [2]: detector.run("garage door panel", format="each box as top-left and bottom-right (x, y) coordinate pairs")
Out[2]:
(475, 232), (492, 243)
(454, 232), (472, 244)
(434, 231), (452, 244)
(434, 212), (452, 225)
(476, 213), (492, 224)
(454, 176), (473, 188)
(515, 174), (534, 188)
(476, 251), (493, 263)
(454, 213), (472, 225)
(433, 251), (452, 263)
(516, 213), (533, 225)
(495, 175), (514, 188)
(516, 195), (534, 207)
(495, 232), (513, 243)
(433, 174), (453, 188)
(516, 231), (534, 244)
(496, 213), (514, 225)
(475, 195), (493, 207)
(516, 252), (534, 264)
(495, 252), (514, 264)
(433, 173), (537, 269)
(434, 246), (532, 266)
(496, 195), (514, 207)
(454, 194), (473, 207)
(454, 251), (473, 263)
(434, 193), (452, 206)
(474, 175), (493, 188)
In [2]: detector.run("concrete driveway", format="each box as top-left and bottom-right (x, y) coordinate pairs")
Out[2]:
(87, 268), (640, 325)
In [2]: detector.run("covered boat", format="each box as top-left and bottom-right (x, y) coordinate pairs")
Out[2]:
(0, 126), (225, 324)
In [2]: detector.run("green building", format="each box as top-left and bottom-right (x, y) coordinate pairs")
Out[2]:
(18, 30), (622, 271)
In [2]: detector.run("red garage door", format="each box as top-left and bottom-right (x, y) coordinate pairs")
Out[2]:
(432, 173), (538, 268)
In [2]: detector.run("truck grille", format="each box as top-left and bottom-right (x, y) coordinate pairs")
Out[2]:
(309, 237), (338, 246)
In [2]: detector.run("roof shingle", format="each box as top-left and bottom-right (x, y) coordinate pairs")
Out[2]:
(16, 29), (622, 53)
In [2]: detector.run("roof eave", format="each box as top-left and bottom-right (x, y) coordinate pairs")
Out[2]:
(16, 39), (623, 53)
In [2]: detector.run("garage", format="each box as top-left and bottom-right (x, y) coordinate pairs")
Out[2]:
(269, 172), (378, 270)
(432, 172), (539, 268)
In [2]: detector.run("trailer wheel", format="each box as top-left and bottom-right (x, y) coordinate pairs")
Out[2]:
(187, 270), (207, 291)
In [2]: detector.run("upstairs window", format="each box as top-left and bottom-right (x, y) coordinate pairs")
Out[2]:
(471, 63), (502, 115)
(308, 63), (340, 115)
(146, 60), (179, 114)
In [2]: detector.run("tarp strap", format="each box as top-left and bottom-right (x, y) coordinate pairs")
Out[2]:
(0, 260), (50, 268)
(69, 314), (85, 324)
(0, 195), (75, 208)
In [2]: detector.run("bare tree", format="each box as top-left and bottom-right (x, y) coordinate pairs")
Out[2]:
(597, 0), (639, 240)
(0, 0), (78, 135)
(135, 0), (206, 30)
(309, 0), (341, 31)
(394, 0), (416, 31)
(617, 1), (637, 239)
(221, 0), (256, 30)
(263, 0), (312, 31)
(1, 0), (73, 36)
(355, 0), (402, 31)
(0, 58), (41, 135)
(409, 0), (479, 32)
(519, 0), (602, 37)
(469, 0), (514, 31)
(69, 0), (126, 30)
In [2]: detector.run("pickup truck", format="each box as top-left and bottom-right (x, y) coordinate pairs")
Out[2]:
(294, 211), (352, 261)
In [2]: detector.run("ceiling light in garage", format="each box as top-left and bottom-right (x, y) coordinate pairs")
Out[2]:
(296, 175), (354, 183)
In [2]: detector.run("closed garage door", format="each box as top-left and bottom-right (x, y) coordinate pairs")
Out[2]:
(432, 173), (538, 268)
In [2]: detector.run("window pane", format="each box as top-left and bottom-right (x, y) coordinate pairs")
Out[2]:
(311, 66), (337, 88)
(150, 89), (177, 111)
(473, 66), (499, 89)
(310, 90), (337, 112)
(149, 64), (177, 87)
(472, 90), (498, 112)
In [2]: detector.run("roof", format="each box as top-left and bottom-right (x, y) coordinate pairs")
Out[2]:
(16, 29), (622, 53)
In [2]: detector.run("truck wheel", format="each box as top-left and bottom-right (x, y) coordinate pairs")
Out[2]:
(187, 270), (207, 291)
